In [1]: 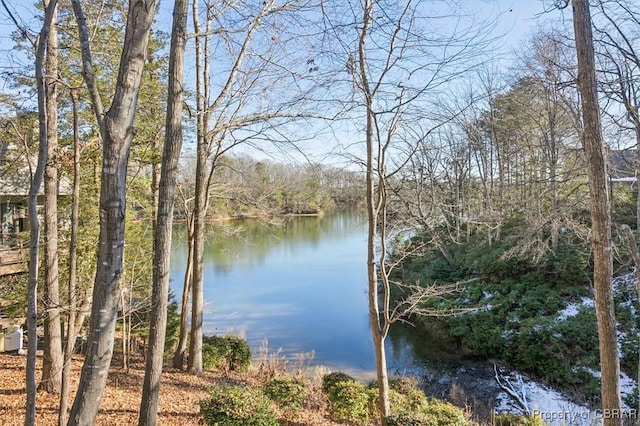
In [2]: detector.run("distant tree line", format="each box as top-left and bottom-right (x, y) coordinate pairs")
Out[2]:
(174, 155), (365, 220)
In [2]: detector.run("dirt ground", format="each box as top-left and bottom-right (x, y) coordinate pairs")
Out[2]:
(0, 351), (341, 426)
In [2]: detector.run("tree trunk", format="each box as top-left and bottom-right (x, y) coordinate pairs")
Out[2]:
(188, 146), (206, 375)
(120, 291), (129, 371)
(173, 219), (193, 369)
(41, 2), (63, 393)
(359, 0), (390, 422)
(139, 0), (189, 422)
(59, 88), (81, 426)
(187, 0), (207, 375)
(68, 1), (158, 424)
(571, 1), (622, 424)
(25, 2), (59, 424)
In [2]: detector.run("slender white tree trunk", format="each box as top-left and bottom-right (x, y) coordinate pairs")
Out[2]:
(25, 2), (59, 424)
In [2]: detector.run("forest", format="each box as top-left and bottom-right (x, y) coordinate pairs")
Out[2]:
(0, 0), (639, 425)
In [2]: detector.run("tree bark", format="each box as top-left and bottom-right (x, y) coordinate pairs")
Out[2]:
(25, 2), (59, 424)
(139, 0), (189, 422)
(58, 87), (81, 426)
(571, 1), (622, 424)
(41, 1), (63, 394)
(187, 0), (206, 375)
(68, 1), (158, 424)
(172, 216), (193, 369)
(359, 0), (390, 422)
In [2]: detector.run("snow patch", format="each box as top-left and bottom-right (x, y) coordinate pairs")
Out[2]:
(557, 297), (594, 321)
(495, 372), (591, 425)
(612, 271), (637, 289)
(620, 371), (636, 410)
(495, 370), (638, 425)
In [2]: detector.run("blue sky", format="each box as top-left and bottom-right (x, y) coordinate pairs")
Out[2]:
(0, 1), (564, 91)
(0, 0), (567, 166)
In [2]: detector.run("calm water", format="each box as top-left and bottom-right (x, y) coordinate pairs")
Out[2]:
(169, 211), (422, 375)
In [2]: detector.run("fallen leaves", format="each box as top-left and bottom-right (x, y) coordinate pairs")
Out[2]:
(0, 351), (342, 425)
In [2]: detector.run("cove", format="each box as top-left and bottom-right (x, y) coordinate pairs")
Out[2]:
(169, 210), (422, 376)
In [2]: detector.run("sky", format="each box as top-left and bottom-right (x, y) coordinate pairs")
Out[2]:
(0, 0), (566, 94)
(0, 0), (568, 165)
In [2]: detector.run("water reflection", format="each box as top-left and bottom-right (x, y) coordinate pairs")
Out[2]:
(171, 211), (389, 372)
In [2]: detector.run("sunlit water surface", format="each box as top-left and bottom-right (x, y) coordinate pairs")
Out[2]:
(170, 211), (425, 375)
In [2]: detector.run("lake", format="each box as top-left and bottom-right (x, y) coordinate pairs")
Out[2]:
(169, 210), (424, 376)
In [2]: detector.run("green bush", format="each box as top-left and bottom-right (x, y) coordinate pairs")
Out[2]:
(326, 380), (370, 424)
(385, 399), (469, 426)
(421, 398), (468, 426)
(386, 412), (438, 426)
(264, 376), (307, 413)
(199, 384), (278, 426)
(202, 335), (251, 372)
(494, 413), (547, 426)
(368, 379), (429, 416)
(385, 396), (468, 426)
(321, 371), (355, 394)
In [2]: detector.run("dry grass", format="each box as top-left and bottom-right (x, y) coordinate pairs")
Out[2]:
(0, 351), (342, 426)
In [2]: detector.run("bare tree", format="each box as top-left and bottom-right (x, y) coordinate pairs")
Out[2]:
(182, 0), (325, 374)
(341, 0), (492, 422)
(40, 0), (64, 395)
(67, 0), (158, 424)
(3, 0), (63, 424)
(171, 182), (194, 368)
(138, 0), (189, 422)
(58, 86), (82, 426)
(571, 0), (622, 423)
(593, 0), (640, 229)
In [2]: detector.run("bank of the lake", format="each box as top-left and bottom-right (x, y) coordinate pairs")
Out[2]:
(169, 211), (637, 424)
(397, 219), (640, 417)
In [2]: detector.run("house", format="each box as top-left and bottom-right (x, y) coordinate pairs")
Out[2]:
(0, 165), (29, 276)
(0, 164), (72, 276)
(0, 140), (71, 275)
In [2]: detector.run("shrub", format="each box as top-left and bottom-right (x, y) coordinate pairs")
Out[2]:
(494, 414), (547, 426)
(202, 335), (251, 372)
(386, 412), (435, 426)
(265, 376), (307, 413)
(326, 380), (370, 424)
(367, 386), (428, 417)
(321, 371), (355, 394)
(385, 398), (467, 426)
(199, 384), (278, 426)
(421, 398), (468, 426)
